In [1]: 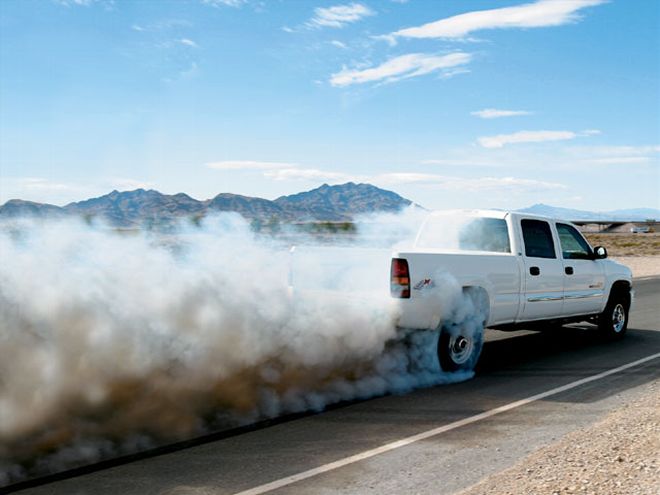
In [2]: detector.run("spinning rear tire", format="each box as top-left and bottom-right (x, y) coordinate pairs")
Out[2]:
(437, 324), (484, 372)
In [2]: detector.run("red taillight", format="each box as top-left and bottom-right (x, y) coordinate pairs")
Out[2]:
(390, 258), (410, 298)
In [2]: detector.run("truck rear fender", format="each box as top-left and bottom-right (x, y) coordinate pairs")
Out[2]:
(462, 286), (491, 326)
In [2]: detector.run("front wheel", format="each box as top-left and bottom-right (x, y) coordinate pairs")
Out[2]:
(597, 289), (630, 339)
(438, 323), (484, 372)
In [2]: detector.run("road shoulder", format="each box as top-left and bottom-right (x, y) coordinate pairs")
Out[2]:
(456, 379), (659, 495)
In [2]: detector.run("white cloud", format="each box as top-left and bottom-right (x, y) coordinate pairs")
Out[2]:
(178, 38), (199, 48)
(264, 168), (355, 182)
(166, 61), (199, 82)
(421, 159), (496, 167)
(202, 0), (247, 7)
(132, 19), (193, 32)
(207, 160), (560, 197)
(330, 52), (471, 87)
(391, 0), (605, 40)
(0, 177), (151, 206)
(330, 40), (348, 49)
(376, 173), (566, 192)
(422, 144), (659, 171)
(206, 161), (297, 171)
(204, 158), (572, 196)
(471, 108), (532, 119)
(259, 167), (565, 193)
(207, 160), (356, 182)
(585, 156), (650, 165)
(55, 0), (117, 7)
(307, 3), (375, 29)
(583, 145), (660, 156)
(569, 144), (660, 165)
(438, 67), (471, 80)
(8, 177), (82, 194)
(54, 0), (99, 6)
(110, 178), (156, 191)
(377, 172), (443, 184)
(478, 130), (593, 148)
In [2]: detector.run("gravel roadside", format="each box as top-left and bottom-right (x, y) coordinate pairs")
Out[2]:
(456, 380), (660, 495)
(612, 257), (660, 279)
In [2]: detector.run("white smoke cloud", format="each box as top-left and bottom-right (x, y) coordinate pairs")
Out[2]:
(0, 211), (484, 484)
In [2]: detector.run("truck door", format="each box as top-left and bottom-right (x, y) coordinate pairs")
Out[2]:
(555, 222), (606, 316)
(520, 219), (564, 321)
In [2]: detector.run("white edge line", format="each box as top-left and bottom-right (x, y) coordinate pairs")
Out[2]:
(634, 275), (660, 281)
(232, 352), (660, 495)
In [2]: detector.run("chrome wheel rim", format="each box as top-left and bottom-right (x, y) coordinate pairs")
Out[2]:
(449, 334), (474, 364)
(612, 303), (626, 333)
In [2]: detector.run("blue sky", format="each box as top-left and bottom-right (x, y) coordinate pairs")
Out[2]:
(0, 0), (658, 210)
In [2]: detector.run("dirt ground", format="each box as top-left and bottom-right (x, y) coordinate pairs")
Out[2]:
(578, 232), (659, 278)
(584, 233), (660, 257)
(458, 380), (660, 495)
(611, 257), (660, 279)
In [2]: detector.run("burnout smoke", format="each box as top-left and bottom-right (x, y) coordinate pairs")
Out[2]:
(0, 211), (483, 484)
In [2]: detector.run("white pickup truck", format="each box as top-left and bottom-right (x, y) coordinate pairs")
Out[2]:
(390, 210), (633, 372)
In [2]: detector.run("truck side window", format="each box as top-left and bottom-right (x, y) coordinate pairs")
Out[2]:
(556, 223), (592, 259)
(458, 218), (511, 253)
(521, 219), (556, 259)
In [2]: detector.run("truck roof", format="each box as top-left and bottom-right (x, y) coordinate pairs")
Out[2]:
(426, 209), (508, 219)
(426, 209), (573, 224)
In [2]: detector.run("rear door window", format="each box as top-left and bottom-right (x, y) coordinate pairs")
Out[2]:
(458, 218), (511, 253)
(415, 216), (511, 253)
(521, 219), (556, 259)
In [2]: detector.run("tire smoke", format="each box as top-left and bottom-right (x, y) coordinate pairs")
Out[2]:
(0, 211), (480, 484)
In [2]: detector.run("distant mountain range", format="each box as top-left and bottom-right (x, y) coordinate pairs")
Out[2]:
(518, 204), (660, 221)
(1, 184), (657, 227)
(0, 183), (413, 227)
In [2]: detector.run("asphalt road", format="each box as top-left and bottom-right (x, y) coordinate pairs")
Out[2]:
(8, 277), (660, 495)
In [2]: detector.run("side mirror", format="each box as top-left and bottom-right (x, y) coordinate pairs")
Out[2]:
(593, 246), (608, 259)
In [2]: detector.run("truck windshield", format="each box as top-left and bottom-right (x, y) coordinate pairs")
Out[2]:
(415, 216), (511, 253)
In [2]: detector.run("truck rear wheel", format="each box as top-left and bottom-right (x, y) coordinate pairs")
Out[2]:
(598, 288), (630, 339)
(437, 324), (483, 372)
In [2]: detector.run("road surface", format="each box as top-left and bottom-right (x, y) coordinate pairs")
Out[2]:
(7, 277), (660, 495)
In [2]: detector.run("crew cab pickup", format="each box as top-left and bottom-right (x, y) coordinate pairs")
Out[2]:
(391, 210), (633, 371)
